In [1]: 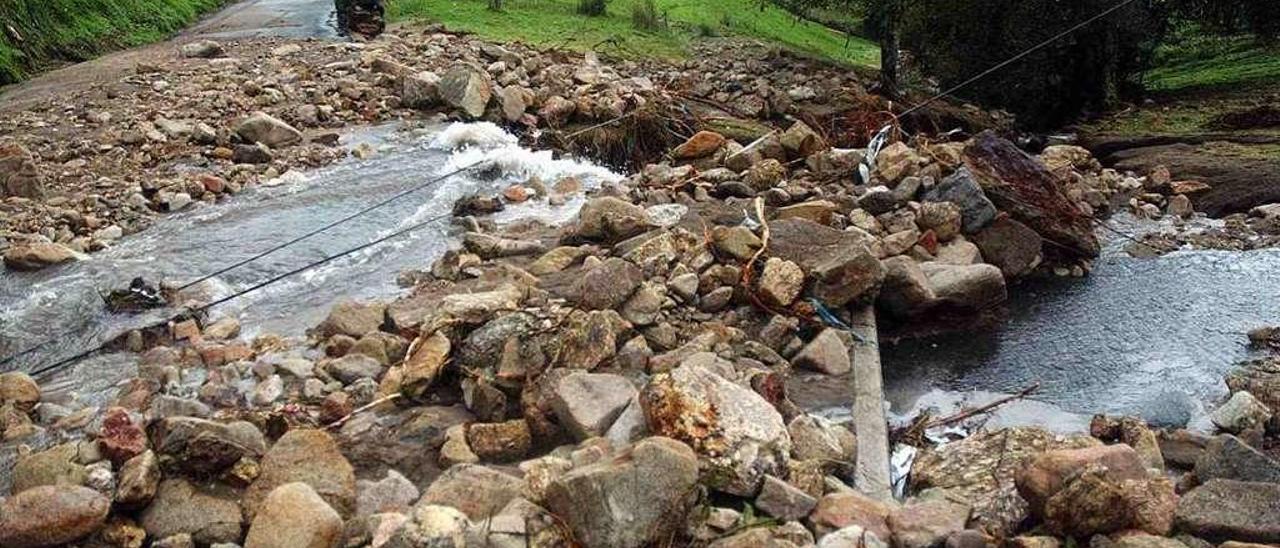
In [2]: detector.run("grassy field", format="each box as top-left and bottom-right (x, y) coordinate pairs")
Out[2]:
(0, 0), (227, 84)
(1145, 32), (1280, 93)
(388, 0), (880, 68)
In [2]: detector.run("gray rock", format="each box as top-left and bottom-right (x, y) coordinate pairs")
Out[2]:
(438, 63), (493, 118)
(575, 196), (648, 242)
(1194, 435), (1280, 484)
(921, 263), (1007, 311)
(326, 354), (386, 384)
(401, 71), (441, 109)
(545, 437), (699, 548)
(574, 257), (643, 310)
(793, 329), (852, 375)
(922, 168), (997, 234)
(180, 40), (223, 58)
(356, 469), (420, 518)
(1174, 479), (1280, 543)
(141, 479), (244, 545)
(605, 396), (649, 446)
(756, 475), (818, 521)
(971, 218), (1042, 278)
(858, 186), (902, 215)
(1210, 391), (1272, 434)
(236, 111), (302, 148)
(551, 373), (637, 440)
(313, 300), (386, 339)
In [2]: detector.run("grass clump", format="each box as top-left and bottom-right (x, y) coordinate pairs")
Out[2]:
(0, 0), (228, 85)
(630, 0), (664, 32)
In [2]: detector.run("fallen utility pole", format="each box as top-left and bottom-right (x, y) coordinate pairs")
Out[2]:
(849, 305), (892, 501)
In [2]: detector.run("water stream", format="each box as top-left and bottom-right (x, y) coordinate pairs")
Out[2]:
(2, 121), (1278, 444)
(0, 122), (619, 407)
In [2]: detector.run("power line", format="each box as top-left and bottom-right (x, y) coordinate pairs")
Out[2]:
(176, 160), (490, 290)
(897, 0), (1145, 119)
(28, 209), (457, 378)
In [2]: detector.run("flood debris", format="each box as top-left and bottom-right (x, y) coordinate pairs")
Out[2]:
(2, 21), (1276, 548)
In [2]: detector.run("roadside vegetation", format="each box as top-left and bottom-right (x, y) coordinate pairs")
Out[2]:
(0, 0), (228, 85)
(387, 0), (881, 68)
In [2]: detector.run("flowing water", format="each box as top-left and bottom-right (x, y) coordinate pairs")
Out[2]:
(800, 217), (1280, 431)
(0, 122), (619, 408)
(2, 121), (1279, 456)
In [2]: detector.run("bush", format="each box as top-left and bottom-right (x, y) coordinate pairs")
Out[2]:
(577, 0), (608, 16)
(631, 0), (665, 31)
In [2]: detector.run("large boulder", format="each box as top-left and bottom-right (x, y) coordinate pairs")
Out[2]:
(244, 483), (343, 548)
(242, 429), (356, 522)
(11, 443), (87, 494)
(768, 218), (885, 307)
(1175, 479), (1280, 543)
(236, 111), (302, 148)
(0, 142), (45, 199)
(922, 168), (997, 234)
(911, 427), (1099, 535)
(963, 132), (1100, 258)
(792, 329), (852, 375)
(1209, 391), (1273, 434)
(0, 485), (110, 548)
(438, 63), (493, 119)
(971, 217), (1043, 278)
(921, 263), (1007, 311)
(641, 359), (791, 496)
(140, 479), (244, 545)
(1193, 435), (1280, 484)
(888, 498), (971, 548)
(1015, 444), (1173, 536)
(544, 437), (700, 548)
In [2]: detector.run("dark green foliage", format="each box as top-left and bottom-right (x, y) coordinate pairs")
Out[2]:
(898, 0), (1163, 128)
(0, 0), (228, 85)
(577, 0), (609, 16)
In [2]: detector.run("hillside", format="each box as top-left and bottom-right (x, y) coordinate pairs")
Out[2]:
(0, 0), (228, 84)
(388, 0), (881, 68)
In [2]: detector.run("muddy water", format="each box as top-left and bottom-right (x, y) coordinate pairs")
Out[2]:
(0, 122), (618, 404)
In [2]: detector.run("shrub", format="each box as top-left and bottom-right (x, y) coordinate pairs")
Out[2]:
(577, 0), (608, 16)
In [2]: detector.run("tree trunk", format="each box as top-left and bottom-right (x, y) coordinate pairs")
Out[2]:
(878, 0), (900, 99)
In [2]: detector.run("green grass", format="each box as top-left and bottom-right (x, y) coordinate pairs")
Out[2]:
(0, 0), (228, 84)
(388, 0), (880, 68)
(1145, 32), (1280, 92)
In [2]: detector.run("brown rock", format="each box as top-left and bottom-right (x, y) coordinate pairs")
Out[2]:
(243, 483), (343, 548)
(466, 419), (532, 462)
(673, 131), (727, 159)
(242, 429), (356, 521)
(0, 485), (110, 548)
(807, 490), (893, 539)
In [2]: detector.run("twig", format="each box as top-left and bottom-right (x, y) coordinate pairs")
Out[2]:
(325, 393), (402, 430)
(924, 383), (1040, 429)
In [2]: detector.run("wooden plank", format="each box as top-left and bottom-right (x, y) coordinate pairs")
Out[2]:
(849, 305), (892, 501)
